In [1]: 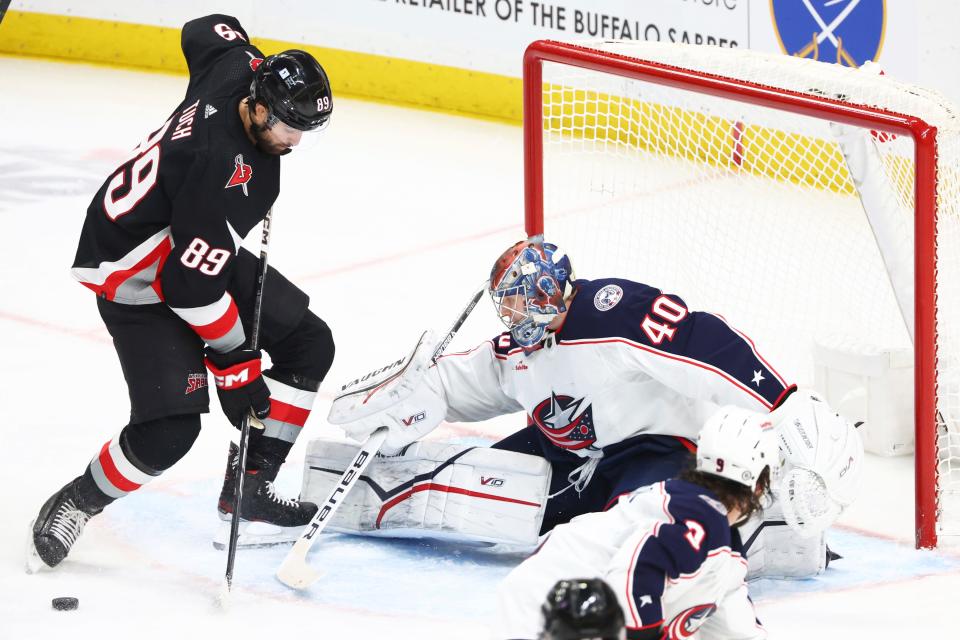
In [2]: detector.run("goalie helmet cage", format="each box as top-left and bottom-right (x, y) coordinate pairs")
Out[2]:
(522, 40), (960, 549)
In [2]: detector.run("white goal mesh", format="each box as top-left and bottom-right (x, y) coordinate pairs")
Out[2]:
(526, 40), (960, 546)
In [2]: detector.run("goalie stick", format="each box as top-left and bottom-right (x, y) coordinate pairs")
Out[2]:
(216, 210), (272, 607)
(275, 282), (487, 589)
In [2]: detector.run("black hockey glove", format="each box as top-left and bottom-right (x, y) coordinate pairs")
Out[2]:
(204, 348), (271, 428)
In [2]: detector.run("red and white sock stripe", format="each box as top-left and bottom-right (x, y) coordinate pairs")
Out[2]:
(261, 376), (316, 443)
(88, 435), (160, 499)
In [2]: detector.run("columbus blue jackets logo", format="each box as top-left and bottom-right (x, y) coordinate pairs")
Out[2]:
(664, 603), (718, 638)
(771, 0), (885, 67)
(531, 393), (598, 451)
(594, 284), (623, 311)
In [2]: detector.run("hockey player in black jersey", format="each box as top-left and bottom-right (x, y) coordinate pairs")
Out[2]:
(28, 15), (336, 571)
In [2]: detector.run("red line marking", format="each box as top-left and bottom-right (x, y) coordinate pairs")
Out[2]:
(296, 222), (524, 282)
(0, 310), (111, 343)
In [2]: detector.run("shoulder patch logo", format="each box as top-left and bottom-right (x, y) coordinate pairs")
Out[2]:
(225, 154), (252, 196)
(204, 104), (218, 119)
(594, 284), (624, 311)
(246, 51), (263, 71)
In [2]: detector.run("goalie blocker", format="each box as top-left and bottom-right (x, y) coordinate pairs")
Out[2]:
(300, 438), (551, 548)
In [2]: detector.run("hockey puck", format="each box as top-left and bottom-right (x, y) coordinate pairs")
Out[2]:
(52, 597), (79, 611)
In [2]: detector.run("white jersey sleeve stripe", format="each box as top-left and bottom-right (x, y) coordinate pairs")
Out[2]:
(561, 337), (774, 410)
(168, 292), (233, 326)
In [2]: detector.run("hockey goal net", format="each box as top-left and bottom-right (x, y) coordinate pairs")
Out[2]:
(523, 40), (960, 548)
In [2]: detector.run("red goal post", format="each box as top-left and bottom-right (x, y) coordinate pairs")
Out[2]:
(523, 39), (959, 548)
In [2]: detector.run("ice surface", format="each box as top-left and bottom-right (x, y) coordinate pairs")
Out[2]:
(1, 56), (958, 639)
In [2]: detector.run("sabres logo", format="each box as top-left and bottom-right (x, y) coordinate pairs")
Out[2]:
(531, 393), (598, 451)
(225, 153), (252, 196)
(771, 0), (886, 68)
(246, 51), (263, 71)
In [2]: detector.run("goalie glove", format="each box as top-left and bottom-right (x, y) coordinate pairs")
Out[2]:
(771, 389), (864, 537)
(337, 364), (447, 455)
(329, 331), (448, 455)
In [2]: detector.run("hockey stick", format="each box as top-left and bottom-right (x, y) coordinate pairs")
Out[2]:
(275, 282), (487, 589)
(217, 209), (272, 607)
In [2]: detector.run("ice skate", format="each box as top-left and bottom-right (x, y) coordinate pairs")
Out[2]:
(27, 478), (102, 572)
(214, 442), (317, 549)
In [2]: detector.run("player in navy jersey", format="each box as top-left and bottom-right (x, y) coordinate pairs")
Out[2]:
(332, 239), (861, 580)
(28, 15), (337, 571)
(342, 239), (794, 533)
(500, 407), (777, 640)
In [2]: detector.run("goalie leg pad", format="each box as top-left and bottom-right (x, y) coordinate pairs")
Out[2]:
(301, 437), (552, 548)
(739, 504), (828, 580)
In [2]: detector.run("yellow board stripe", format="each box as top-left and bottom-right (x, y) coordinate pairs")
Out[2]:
(0, 10), (522, 123)
(2, 11), (908, 197)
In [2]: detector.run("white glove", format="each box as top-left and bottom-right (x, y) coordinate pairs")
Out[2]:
(339, 364), (448, 455)
(771, 389), (864, 536)
(329, 331), (437, 424)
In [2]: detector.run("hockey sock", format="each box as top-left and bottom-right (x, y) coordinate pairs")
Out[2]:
(259, 369), (318, 449)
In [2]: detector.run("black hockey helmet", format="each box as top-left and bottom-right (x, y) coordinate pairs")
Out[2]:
(250, 49), (332, 132)
(540, 579), (625, 640)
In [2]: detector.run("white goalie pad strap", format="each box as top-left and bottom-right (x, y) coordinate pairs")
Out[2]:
(328, 331), (439, 424)
(300, 437), (551, 548)
(772, 389), (864, 536)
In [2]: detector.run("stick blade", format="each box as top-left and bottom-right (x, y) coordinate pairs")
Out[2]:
(276, 549), (322, 590)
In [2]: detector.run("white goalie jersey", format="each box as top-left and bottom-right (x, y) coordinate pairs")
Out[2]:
(437, 279), (793, 454)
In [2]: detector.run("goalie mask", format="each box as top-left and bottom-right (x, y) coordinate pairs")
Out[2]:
(489, 240), (575, 348)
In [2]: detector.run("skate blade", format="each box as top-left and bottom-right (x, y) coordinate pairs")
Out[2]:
(212, 519), (305, 550)
(25, 520), (46, 575)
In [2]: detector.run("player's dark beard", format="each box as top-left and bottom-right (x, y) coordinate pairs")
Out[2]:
(250, 120), (293, 156)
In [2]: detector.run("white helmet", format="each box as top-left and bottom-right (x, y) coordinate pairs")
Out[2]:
(696, 406), (780, 489)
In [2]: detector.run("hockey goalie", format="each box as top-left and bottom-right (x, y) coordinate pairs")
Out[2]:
(302, 239), (864, 578)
